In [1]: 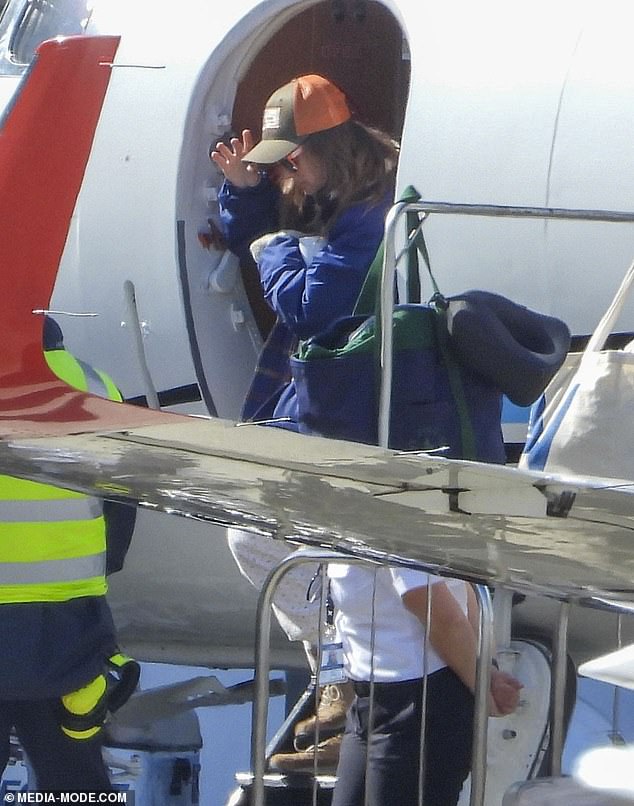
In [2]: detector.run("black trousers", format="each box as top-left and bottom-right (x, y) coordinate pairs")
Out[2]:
(0, 699), (111, 791)
(332, 669), (474, 806)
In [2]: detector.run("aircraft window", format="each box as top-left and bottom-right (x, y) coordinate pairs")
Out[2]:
(10, 0), (92, 65)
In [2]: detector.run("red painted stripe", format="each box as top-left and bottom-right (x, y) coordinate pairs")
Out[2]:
(0, 35), (119, 391)
(0, 35), (181, 437)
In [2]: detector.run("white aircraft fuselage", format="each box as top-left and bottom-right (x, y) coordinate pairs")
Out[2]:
(0, 0), (632, 672)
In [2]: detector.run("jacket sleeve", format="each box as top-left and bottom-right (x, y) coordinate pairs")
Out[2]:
(103, 498), (137, 576)
(256, 201), (386, 341)
(218, 177), (280, 264)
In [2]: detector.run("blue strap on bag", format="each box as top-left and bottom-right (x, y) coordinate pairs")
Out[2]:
(290, 186), (506, 462)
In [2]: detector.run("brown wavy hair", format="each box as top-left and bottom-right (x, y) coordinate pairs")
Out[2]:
(278, 120), (399, 234)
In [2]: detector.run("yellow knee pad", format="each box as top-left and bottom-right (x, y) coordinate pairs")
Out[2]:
(59, 653), (140, 740)
(60, 674), (108, 740)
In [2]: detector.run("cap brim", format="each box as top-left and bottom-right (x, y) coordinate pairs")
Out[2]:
(241, 138), (302, 165)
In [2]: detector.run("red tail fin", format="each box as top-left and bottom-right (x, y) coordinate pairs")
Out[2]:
(0, 35), (171, 437)
(0, 35), (119, 389)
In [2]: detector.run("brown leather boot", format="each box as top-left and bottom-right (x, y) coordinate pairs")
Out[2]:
(293, 681), (354, 751)
(268, 735), (342, 774)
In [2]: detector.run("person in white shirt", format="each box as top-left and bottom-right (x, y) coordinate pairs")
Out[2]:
(328, 564), (522, 806)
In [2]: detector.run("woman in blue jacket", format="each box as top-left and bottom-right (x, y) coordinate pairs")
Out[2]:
(211, 73), (398, 427)
(211, 75), (399, 772)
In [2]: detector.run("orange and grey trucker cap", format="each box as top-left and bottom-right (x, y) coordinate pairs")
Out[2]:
(242, 75), (352, 164)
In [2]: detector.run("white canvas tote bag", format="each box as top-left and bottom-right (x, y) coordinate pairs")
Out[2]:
(520, 258), (634, 481)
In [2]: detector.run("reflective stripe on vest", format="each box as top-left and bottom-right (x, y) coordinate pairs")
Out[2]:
(0, 553), (105, 584)
(0, 497), (102, 522)
(0, 349), (120, 604)
(0, 476), (107, 603)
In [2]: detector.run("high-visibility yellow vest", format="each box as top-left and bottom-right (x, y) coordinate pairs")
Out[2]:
(45, 349), (123, 402)
(0, 348), (122, 604)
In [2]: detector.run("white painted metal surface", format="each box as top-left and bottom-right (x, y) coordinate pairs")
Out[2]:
(0, 0), (631, 667)
(0, 3), (634, 800)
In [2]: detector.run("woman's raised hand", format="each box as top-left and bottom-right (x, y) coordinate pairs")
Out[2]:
(210, 129), (260, 188)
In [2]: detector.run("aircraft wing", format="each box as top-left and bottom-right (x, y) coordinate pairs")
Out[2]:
(2, 410), (634, 603)
(2, 34), (634, 621)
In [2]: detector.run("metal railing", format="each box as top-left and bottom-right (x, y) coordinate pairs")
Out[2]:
(378, 200), (634, 448)
(250, 547), (495, 806)
(376, 198), (634, 775)
(247, 199), (634, 804)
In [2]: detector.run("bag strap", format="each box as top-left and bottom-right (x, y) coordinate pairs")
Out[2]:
(353, 185), (430, 316)
(353, 240), (386, 315)
(404, 189), (423, 303)
(432, 307), (477, 460)
(355, 185), (479, 459)
(403, 190), (445, 302)
(584, 257), (634, 356)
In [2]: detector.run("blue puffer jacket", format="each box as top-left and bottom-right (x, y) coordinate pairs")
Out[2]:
(218, 177), (392, 425)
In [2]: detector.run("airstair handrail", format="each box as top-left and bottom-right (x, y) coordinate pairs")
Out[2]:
(251, 547), (495, 806)
(378, 200), (634, 448)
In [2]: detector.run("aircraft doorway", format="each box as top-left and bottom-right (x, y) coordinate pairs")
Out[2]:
(231, 0), (411, 340)
(178, 0), (410, 420)
(232, 2), (409, 143)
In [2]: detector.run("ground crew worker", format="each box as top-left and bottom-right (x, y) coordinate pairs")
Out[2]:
(0, 317), (138, 791)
